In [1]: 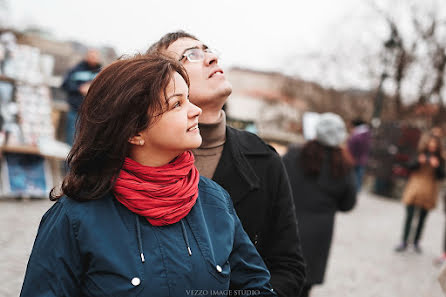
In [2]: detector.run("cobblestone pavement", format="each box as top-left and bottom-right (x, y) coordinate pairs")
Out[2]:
(0, 192), (444, 297)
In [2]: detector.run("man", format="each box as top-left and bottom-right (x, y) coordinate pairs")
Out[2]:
(62, 49), (102, 145)
(148, 31), (306, 296)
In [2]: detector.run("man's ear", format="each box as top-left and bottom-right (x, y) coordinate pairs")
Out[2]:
(128, 134), (145, 146)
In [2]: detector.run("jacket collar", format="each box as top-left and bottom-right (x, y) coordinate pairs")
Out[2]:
(213, 127), (270, 204)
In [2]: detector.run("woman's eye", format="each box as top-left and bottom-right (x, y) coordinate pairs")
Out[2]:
(173, 101), (181, 108)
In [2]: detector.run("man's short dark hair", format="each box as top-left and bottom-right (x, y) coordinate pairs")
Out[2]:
(147, 31), (198, 54)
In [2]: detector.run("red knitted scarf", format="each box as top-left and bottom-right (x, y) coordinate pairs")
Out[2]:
(113, 151), (199, 226)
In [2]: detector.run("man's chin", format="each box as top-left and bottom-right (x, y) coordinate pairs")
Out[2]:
(218, 83), (232, 98)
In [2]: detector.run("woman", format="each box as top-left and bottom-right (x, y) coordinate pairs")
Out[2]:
(20, 54), (276, 296)
(283, 113), (357, 297)
(395, 134), (445, 253)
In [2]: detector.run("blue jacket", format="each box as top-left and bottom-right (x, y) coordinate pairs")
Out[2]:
(61, 61), (101, 111)
(20, 177), (276, 297)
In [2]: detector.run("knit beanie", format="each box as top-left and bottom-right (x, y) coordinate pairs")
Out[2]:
(315, 113), (347, 147)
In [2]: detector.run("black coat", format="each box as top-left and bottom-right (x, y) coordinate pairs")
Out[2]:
(213, 127), (306, 297)
(282, 146), (356, 285)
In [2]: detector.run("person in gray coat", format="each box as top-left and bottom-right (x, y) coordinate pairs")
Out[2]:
(282, 113), (357, 297)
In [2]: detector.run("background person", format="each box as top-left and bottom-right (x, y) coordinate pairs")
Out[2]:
(283, 113), (357, 297)
(347, 118), (371, 191)
(61, 49), (101, 145)
(395, 134), (445, 253)
(20, 54), (276, 296)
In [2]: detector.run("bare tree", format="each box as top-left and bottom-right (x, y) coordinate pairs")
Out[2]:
(413, 13), (446, 108)
(373, 4), (418, 114)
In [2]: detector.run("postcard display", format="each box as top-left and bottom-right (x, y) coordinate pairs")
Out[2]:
(0, 32), (56, 198)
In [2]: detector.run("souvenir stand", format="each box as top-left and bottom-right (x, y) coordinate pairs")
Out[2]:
(0, 31), (69, 198)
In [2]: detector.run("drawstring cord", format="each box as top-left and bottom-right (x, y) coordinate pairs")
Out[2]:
(181, 219), (192, 256)
(135, 216), (145, 263)
(135, 215), (191, 261)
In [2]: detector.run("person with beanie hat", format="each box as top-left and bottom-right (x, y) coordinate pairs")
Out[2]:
(283, 112), (357, 297)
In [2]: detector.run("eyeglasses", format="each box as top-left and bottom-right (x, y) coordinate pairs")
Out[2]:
(179, 48), (220, 62)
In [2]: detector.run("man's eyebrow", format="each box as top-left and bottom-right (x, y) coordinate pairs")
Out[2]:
(180, 44), (209, 57)
(180, 46), (199, 57)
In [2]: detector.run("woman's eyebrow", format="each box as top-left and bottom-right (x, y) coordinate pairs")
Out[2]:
(166, 93), (185, 102)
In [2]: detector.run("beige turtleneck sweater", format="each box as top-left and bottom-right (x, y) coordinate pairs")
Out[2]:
(192, 110), (226, 179)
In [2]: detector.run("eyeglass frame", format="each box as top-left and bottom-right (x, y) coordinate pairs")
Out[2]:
(179, 47), (220, 63)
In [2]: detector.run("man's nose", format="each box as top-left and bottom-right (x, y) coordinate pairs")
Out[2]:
(204, 51), (218, 66)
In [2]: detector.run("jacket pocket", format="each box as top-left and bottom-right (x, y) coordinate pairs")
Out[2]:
(83, 268), (145, 297)
(81, 238), (145, 297)
(207, 259), (231, 284)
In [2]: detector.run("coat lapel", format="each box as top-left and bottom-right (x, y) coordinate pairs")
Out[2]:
(213, 127), (260, 206)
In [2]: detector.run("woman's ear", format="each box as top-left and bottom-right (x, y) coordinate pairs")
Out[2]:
(128, 134), (145, 146)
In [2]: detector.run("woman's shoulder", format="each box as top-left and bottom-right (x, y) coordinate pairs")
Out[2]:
(58, 193), (114, 208)
(198, 176), (232, 211)
(50, 194), (115, 221)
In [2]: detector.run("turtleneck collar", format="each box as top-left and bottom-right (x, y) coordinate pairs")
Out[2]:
(198, 110), (226, 148)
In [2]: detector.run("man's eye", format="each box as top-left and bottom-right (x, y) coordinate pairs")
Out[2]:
(189, 52), (200, 59)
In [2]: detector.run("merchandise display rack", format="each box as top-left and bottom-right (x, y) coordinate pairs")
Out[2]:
(0, 32), (68, 199)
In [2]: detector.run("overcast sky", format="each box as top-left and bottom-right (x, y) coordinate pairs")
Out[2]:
(4, 0), (442, 91)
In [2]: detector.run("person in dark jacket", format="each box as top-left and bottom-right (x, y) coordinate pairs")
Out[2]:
(395, 134), (445, 253)
(61, 49), (101, 145)
(20, 54), (276, 296)
(148, 31), (306, 297)
(283, 113), (357, 297)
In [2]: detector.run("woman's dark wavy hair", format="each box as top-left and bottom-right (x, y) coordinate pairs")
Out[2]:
(50, 53), (190, 201)
(300, 140), (354, 178)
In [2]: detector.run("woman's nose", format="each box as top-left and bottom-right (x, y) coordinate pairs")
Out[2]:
(188, 101), (202, 118)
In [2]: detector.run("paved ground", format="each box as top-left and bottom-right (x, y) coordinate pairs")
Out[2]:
(0, 191), (445, 297)
(311, 191), (445, 297)
(0, 198), (53, 297)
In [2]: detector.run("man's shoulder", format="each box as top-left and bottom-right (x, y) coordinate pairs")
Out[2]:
(69, 61), (101, 73)
(69, 61), (88, 71)
(226, 126), (277, 156)
(199, 176), (228, 196)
